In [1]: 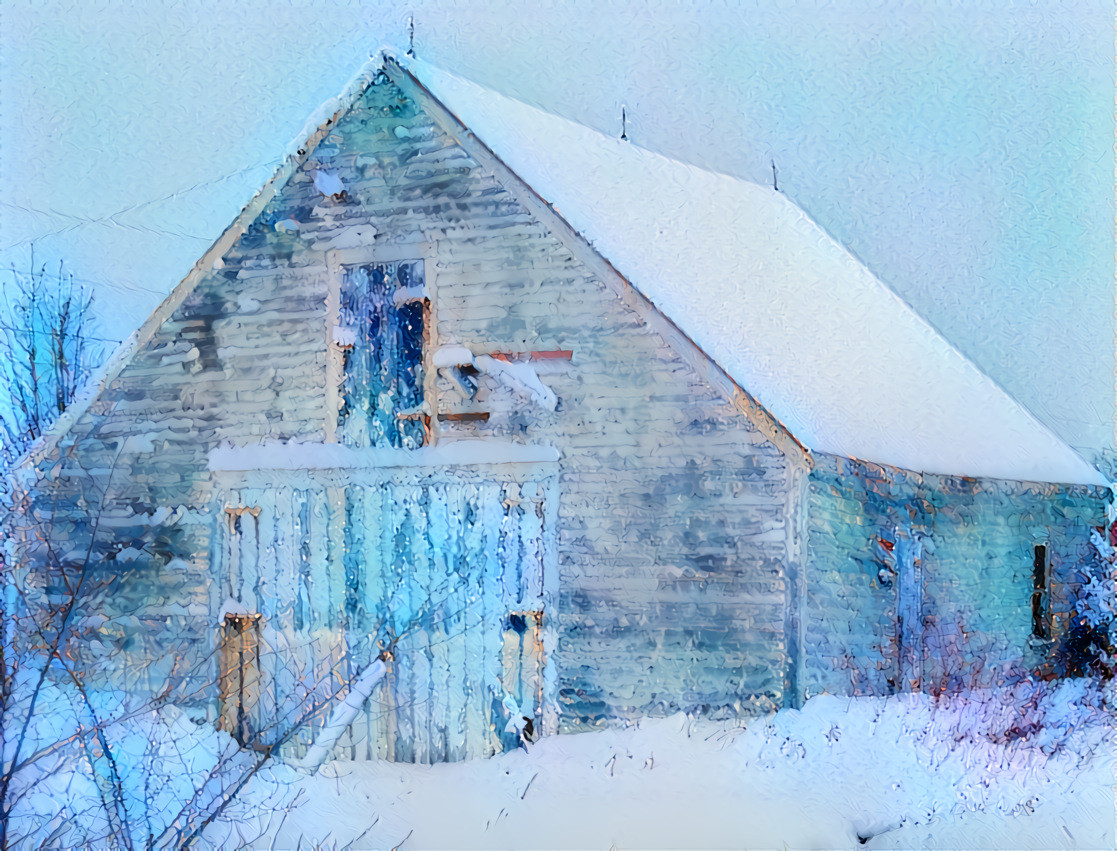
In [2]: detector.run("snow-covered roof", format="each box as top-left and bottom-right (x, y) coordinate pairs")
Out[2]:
(398, 55), (1104, 486)
(14, 52), (1103, 490)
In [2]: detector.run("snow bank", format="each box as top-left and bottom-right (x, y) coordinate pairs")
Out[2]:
(8, 678), (1113, 848)
(5, 681), (258, 849)
(206, 682), (1116, 849)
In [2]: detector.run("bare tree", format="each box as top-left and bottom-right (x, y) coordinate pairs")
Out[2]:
(0, 250), (103, 468)
(0, 445), (475, 847)
(0, 450), (312, 849)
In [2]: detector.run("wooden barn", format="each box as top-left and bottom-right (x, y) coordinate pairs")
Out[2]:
(8, 53), (1107, 764)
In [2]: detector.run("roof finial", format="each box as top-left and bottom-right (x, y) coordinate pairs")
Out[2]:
(771, 158), (779, 192)
(407, 14), (415, 57)
(620, 106), (628, 142)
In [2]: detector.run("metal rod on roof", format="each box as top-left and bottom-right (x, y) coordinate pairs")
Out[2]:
(771, 159), (779, 192)
(407, 14), (415, 57)
(620, 106), (628, 142)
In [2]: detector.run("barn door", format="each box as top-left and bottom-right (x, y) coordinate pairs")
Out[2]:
(895, 527), (924, 690)
(213, 473), (553, 764)
(345, 478), (549, 764)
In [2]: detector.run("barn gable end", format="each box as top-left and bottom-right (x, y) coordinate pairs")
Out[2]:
(13, 62), (808, 758)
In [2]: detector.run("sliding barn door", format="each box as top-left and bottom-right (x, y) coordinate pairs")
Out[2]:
(354, 479), (548, 763)
(214, 471), (554, 764)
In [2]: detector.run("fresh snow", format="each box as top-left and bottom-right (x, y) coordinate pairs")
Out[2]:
(294, 659), (389, 773)
(217, 595), (253, 623)
(475, 355), (558, 411)
(432, 344), (477, 368)
(202, 683), (1115, 850)
(431, 346), (557, 410)
(331, 324), (358, 348)
(312, 169), (345, 197)
(399, 55), (1104, 487)
(7, 676), (1114, 849)
(311, 224), (379, 251)
(391, 284), (427, 307)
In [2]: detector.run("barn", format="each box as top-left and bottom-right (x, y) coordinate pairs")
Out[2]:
(8, 52), (1107, 764)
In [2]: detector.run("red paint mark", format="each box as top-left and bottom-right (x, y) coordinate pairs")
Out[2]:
(438, 412), (490, 422)
(484, 350), (573, 362)
(878, 538), (894, 553)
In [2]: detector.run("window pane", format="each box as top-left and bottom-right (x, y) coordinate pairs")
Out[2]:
(339, 261), (425, 448)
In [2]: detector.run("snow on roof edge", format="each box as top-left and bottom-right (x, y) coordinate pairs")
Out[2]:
(209, 439), (559, 472)
(9, 50), (1103, 493)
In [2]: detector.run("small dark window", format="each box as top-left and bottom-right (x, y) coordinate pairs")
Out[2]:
(1031, 543), (1049, 639)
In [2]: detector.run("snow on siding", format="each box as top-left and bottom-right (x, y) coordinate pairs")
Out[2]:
(474, 355), (557, 411)
(208, 439), (559, 471)
(312, 169), (345, 197)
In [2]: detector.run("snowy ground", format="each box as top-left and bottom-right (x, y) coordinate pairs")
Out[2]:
(206, 683), (1117, 850)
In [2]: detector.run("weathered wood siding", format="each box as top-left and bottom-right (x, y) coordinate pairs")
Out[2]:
(804, 453), (1105, 696)
(18, 244), (331, 694)
(18, 68), (805, 735)
(341, 72), (804, 723)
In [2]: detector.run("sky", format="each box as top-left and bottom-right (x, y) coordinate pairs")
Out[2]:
(1, 1), (1113, 475)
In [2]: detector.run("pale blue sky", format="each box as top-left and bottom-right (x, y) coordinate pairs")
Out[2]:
(1, 1), (1112, 473)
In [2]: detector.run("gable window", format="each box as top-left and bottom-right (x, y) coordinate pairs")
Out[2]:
(1031, 543), (1050, 640)
(337, 261), (428, 448)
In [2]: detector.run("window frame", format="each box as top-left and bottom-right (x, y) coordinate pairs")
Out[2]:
(325, 243), (437, 447)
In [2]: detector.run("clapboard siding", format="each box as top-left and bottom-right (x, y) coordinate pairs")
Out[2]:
(804, 454), (1105, 697)
(33, 62), (1115, 764)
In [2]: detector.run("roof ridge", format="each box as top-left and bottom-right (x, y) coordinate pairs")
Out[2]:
(391, 51), (774, 191)
(384, 53), (810, 466)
